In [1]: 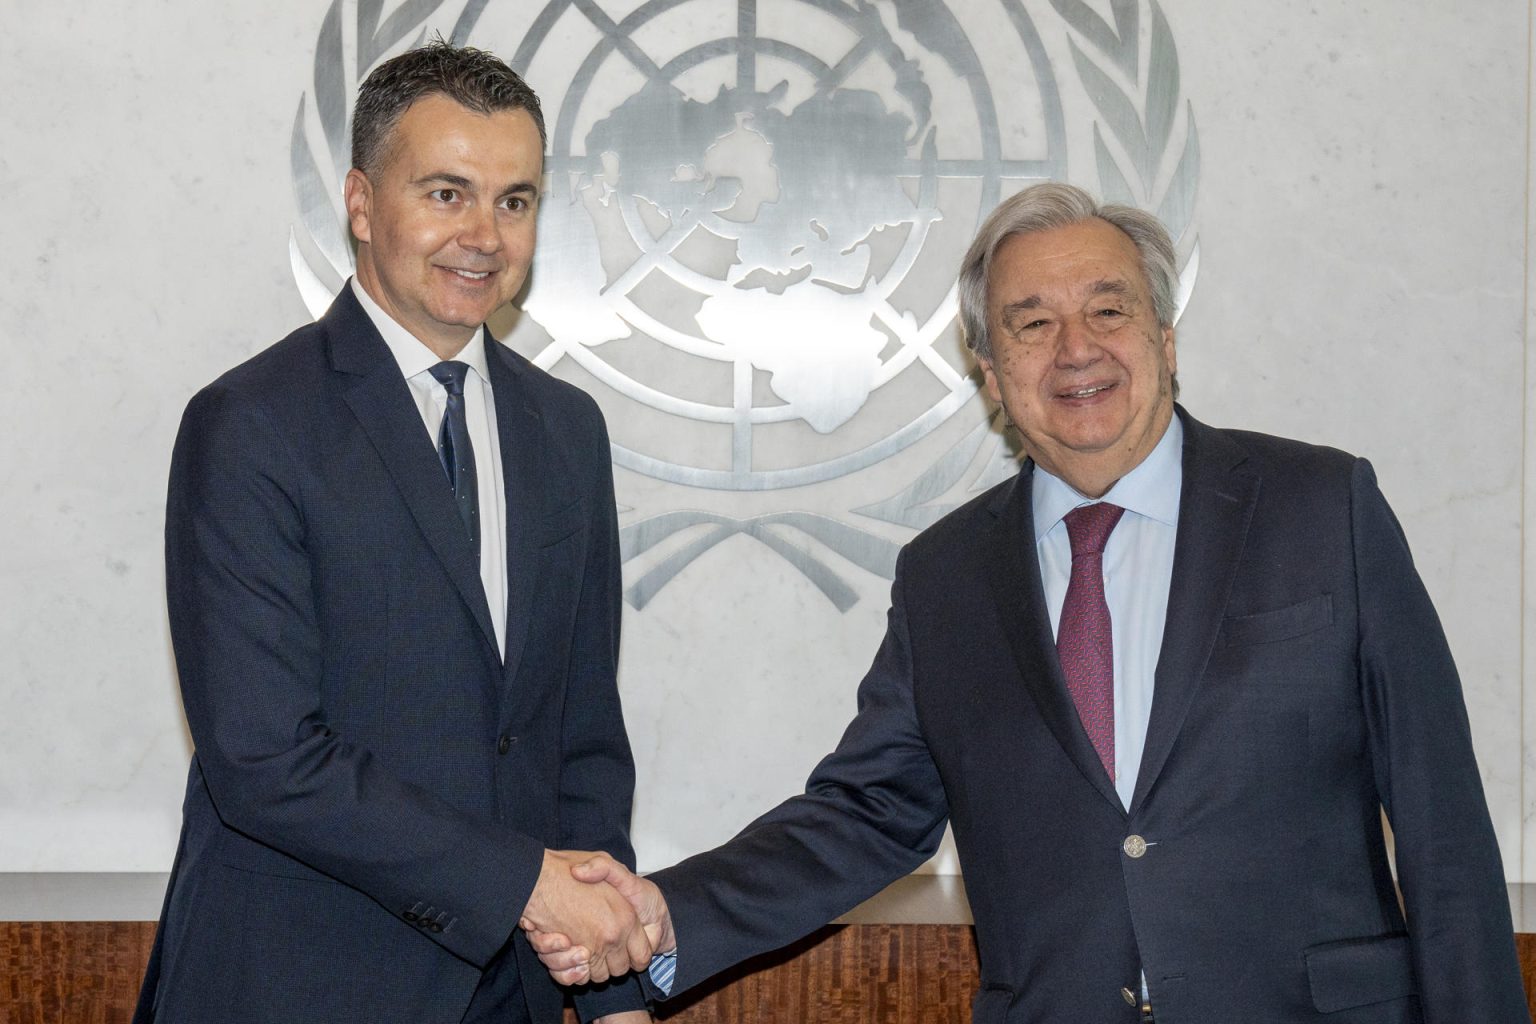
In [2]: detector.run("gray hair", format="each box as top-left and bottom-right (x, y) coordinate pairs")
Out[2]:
(957, 182), (1178, 362)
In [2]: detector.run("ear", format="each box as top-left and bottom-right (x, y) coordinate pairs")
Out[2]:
(1161, 325), (1177, 376)
(344, 168), (373, 244)
(978, 356), (1003, 404)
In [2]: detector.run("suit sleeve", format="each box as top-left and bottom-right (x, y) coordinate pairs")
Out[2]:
(645, 550), (951, 995)
(1351, 458), (1529, 1021)
(556, 401), (648, 1020)
(166, 384), (542, 968)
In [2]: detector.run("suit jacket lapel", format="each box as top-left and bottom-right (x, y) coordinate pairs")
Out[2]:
(325, 288), (500, 658)
(486, 340), (543, 683)
(1129, 410), (1259, 813)
(986, 467), (1126, 814)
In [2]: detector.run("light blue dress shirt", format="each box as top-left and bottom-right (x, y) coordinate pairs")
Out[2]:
(650, 417), (1185, 994)
(1032, 414), (1183, 810)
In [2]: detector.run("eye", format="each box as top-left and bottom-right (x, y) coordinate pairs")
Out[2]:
(500, 194), (529, 212)
(1095, 307), (1125, 318)
(1001, 317), (1049, 339)
(430, 188), (459, 203)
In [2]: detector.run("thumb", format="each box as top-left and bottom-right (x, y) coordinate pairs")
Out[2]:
(570, 855), (622, 884)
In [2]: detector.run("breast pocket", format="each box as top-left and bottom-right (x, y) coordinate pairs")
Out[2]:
(536, 498), (585, 550)
(1223, 593), (1333, 646)
(516, 500), (589, 679)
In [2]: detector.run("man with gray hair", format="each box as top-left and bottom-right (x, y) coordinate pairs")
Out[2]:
(530, 182), (1528, 1021)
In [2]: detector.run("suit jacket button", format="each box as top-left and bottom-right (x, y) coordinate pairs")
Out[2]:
(1122, 987), (1137, 1006)
(497, 734), (513, 755)
(403, 910), (418, 922)
(1122, 834), (1148, 858)
(429, 920), (444, 933)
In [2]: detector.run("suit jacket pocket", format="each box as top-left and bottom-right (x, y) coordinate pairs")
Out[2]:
(1224, 593), (1332, 646)
(217, 828), (334, 884)
(537, 498), (584, 548)
(970, 983), (1015, 1024)
(1304, 932), (1416, 1012)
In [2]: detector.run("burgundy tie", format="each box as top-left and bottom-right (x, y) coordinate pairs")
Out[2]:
(1058, 502), (1125, 780)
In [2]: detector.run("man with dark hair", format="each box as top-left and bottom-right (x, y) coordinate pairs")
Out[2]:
(134, 42), (652, 1024)
(531, 182), (1528, 1022)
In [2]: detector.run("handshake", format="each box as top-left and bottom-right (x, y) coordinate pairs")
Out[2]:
(519, 849), (676, 986)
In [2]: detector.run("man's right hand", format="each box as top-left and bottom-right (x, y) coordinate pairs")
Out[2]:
(519, 850), (654, 984)
(522, 853), (675, 986)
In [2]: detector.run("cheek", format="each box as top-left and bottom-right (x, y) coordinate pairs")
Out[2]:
(991, 352), (1049, 405)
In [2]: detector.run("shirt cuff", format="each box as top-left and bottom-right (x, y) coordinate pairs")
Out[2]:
(647, 950), (677, 995)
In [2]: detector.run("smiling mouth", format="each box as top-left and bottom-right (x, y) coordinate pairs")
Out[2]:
(446, 268), (492, 281)
(1060, 383), (1115, 399)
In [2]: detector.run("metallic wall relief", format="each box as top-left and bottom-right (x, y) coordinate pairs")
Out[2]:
(290, 0), (1200, 609)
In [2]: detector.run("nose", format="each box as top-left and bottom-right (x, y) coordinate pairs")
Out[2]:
(1054, 315), (1102, 368)
(459, 202), (502, 255)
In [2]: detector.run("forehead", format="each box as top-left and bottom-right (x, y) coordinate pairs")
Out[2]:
(988, 218), (1148, 304)
(382, 92), (543, 174)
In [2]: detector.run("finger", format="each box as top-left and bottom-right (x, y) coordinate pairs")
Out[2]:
(569, 855), (618, 883)
(526, 930), (575, 954)
(587, 956), (612, 985)
(601, 944), (631, 983)
(625, 918), (653, 971)
(536, 946), (589, 971)
(553, 965), (590, 986)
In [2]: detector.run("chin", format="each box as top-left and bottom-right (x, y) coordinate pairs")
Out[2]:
(431, 304), (495, 331)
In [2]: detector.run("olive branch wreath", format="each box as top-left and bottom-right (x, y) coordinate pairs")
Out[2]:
(289, 0), (445, 317)
(840, 0), (1202, 567)
(1053, 0), (1202, 304)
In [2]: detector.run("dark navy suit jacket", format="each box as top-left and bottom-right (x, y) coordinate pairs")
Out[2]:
(135, 287), (642, 1023)
(649, 409), (1528, 1023)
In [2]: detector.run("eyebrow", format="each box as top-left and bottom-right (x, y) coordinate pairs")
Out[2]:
(1088, 278), (1135, 299)
(412, 173), (539, 197)
(413, 172), (474, 190)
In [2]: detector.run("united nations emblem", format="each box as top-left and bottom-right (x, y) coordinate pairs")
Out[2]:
(290, 0), (1200, 610)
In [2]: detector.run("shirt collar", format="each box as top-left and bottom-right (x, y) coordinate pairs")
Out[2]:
(350, 277), (491, 385)
(1031, 413), (1184, 544)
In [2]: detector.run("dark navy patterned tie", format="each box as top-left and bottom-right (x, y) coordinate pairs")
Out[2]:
(1058, 502), (1125, 780)
(429, 361), (479, 562)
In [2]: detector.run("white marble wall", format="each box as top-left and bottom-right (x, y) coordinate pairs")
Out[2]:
(0, 0), (1529, 884)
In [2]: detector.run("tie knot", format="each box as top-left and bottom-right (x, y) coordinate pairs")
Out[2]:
(429, 360), (471, 396)
(1063, 502), (1125, 557)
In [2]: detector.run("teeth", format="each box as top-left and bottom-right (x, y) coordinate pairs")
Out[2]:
(451, 269), (489, 280)
(1067, 385), (1107, 397)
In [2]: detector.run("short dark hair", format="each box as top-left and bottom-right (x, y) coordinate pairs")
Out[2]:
(351, 40), (546, 176)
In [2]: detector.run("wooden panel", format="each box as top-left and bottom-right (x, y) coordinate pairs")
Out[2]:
(644, 925), (980, 1024)
(3, 923), (1532, 1023)
(3, 922), (157, 1024)
(1523, 933), (1536, 1022)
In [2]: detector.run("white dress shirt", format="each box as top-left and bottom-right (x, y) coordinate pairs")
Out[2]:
(1032, 414), (1183, 810)
(351, 279), (509, 659)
